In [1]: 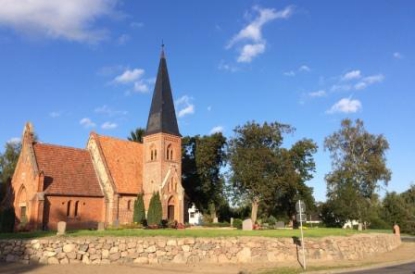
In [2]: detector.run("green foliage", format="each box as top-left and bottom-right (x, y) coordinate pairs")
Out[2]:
(228, 121), (317, 223)
(0, 207), (15, 232)
(133, 193), (146, 224)
(232, 218), (243, 229)
(267, 216), (277, 226)
(324, 119), (391, 224)
(147, 192), (162, 226)
(127, 128), (145, 143)
(181, 133), (227, 218)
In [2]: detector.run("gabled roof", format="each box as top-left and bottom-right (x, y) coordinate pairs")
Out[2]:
(95, 135), (143, 194)
(33, 143), (103, 197)
(145, 48), (181, 137)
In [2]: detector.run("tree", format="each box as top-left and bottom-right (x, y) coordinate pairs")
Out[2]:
(0, 141), (22, 202)
(182, 133), (227, 219)
(147, 192), (162, 226)
(228, 121), (317, 223)
(127, 128), (145, 143)
(324, 119), (391, 226)
(133, 193), (146, 224)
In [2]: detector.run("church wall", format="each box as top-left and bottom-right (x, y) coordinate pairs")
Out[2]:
(45, 196), (104, 230)
(117, 195), (137, 224)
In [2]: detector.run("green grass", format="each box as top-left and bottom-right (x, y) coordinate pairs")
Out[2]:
(0, 227), (392, 240)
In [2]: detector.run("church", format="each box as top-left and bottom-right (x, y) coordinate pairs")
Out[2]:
(11, 49), (185, 231)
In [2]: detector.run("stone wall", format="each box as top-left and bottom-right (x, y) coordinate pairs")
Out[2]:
(0, 234), (400, 265)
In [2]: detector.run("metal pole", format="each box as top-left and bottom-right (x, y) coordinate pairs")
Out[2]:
(299, 200), (306, 270)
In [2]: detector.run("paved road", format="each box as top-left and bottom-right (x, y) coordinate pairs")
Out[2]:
(341, 262), (415, 274)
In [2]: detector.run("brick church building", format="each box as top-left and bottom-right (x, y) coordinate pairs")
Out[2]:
(11, 49), (185, 231)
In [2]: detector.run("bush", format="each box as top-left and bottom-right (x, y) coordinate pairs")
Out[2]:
(147, 192), (162, 226)
(232, 218), (242, 229)
(133, 193), (146, 224)
(0, 207), (15, 233)
(202, 222), (230, 228)
(267, 216), (277, 226)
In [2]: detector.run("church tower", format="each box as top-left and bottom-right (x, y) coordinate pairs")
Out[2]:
(142, 46), (184, 223)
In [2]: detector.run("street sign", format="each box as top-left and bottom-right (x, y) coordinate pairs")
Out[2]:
(295, 200), (306, 213)
(296, 214), (307, 221)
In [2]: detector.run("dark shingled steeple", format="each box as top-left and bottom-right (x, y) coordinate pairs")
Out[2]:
(145, 46), (181, 137)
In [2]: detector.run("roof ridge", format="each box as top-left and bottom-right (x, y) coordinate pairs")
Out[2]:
(34, 142), (88, 152)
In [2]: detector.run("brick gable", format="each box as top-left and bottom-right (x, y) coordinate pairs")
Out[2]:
(96, 135), (143, 194)
(33, 144), (103, 197)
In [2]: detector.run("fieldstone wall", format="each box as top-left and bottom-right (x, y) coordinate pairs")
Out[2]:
(0, 234), (400, 265)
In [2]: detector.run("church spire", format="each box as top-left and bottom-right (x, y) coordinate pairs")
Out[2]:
(145, 45), (181, 137)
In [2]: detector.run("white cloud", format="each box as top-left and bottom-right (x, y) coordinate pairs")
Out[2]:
(133, 81), (150, 93)
(299, 65), (310, 72)
(94, 105), (127, 116)
(0, 0), (118, 43)
(227, 6), (293, 63)
(327, 98), (362, 114)
(175, 95), (195, 118)
(342, 70), (361, 81)
(210, 126), (224, 134)
(101, 122), (117, 130)
(80, 117), (96, 128)
(283, 71), (295, 77)
(8, 137), (21, 144)
(114, 68), (144, 84)
(331, 84), (351, 92)
(309, 90), (326, 97)
(218, 61), (239, 72)
(393, 52), (403, 59)
(49, 111), (62, 118)
(237, 43), (265, 63)
(117, 34), (130, 45)
(354, 74), (384, 90)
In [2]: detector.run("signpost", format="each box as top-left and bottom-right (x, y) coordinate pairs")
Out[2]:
(296, 200), (307, 270)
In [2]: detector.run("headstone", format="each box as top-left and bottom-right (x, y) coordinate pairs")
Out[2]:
(113, 219), (119, 229)
(275, 221), (285, 229)
(242, 219), (253, 231)
(230, 218), (234, 226)
(97, 222), (105, 231)
(213, 217), (218, 224)
(57, 221), (66, 236)
(358, 223), (363, 231)
(393, 224), (400, 237)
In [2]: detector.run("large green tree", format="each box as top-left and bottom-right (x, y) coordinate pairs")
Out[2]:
(182, 133), (227, 219)
(228, 121), (317, 223)
(0, 141), (22, 202)
(324, 119), (391, 226)
(127, 128), (145, 143)
(133, 193), (146, 224)
(147, 192), (162, 226)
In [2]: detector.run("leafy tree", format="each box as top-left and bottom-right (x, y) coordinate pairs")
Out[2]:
(324, 119), (391, 226)
(0, 141), (22, 202)
(147, 192), (162, 226)
(228, 121), (317, 223)
(127, 128), (145, 143)
(133, 193), (146, 224)
(182, 133), (227, 218)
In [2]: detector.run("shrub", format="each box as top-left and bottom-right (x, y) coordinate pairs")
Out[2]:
(133, 193), (146, 225)
(267, 216), (277, 226)
(0, 207), (15, 233)
(147, 192), (162, 226)
(232, 218), (242, 229)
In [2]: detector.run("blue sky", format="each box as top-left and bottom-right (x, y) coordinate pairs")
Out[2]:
(0, 0), (414, 202)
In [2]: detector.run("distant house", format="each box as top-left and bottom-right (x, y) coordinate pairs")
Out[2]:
(11, 49), (186, 231)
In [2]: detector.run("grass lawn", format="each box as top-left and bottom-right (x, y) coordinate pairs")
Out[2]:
(0, 227), (392, 240)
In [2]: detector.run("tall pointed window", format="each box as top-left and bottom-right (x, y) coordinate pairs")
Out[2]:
(74, 201), (79, 217)
(67, 201), (72, 217)
(166, 144), (173, 160)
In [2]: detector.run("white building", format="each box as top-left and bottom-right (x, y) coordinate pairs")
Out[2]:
(188, 204), (203, 225)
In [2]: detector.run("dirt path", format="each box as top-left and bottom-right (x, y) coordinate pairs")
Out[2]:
(1, 243), (414, 274)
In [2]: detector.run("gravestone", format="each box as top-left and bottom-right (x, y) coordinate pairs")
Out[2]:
(242, 219), (253, 231)
(213, 217), (218, 224)
(358, 223), (363, 231)
(57, 221), (66, 236)
(275, 221), (285, 229)
(230, 218), (234, 226)
(97, 222), (105, 231)
(393, 224), (400, 236)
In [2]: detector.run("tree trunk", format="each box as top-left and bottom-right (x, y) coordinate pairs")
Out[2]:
(251, 198), (259, 224)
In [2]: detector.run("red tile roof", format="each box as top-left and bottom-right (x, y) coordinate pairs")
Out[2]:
(33, 143), (103, 197)
(96, 135), (143, 194)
